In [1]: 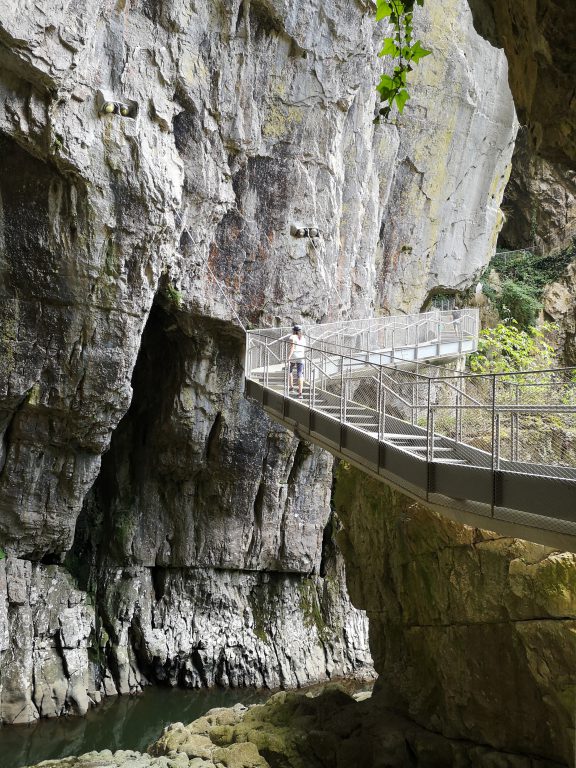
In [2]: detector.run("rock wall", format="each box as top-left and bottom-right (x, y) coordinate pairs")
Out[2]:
(467, 0), (576, 252)
(335, 464), (576, 766)
(376, 0), (517, 312)
(0, 0), (515, 724)
(499, 135), (576, 254)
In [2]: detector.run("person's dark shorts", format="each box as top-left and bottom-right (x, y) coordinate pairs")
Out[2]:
(290, 361), (304, 377)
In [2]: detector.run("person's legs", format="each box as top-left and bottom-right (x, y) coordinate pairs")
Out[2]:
(289, 362), (295, 391)
(297, 362), (304, 397)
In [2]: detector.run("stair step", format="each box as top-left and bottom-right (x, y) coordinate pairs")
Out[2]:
(316, 408), (370, 416)
(410, 446), (453, 453)
(346, 415), (378, 421)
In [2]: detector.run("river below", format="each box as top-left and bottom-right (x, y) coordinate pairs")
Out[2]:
(0, 686), (269, 768)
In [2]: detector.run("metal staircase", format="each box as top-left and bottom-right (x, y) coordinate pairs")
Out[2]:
(245, 310), (576, 552)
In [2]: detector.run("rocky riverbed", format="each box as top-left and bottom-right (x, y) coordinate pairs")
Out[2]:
(21, 683), (567, 768)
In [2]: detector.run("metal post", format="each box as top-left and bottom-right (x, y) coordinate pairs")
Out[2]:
(306, 348), (311, 406)
(311, 367), (316, 409)
(510, 413), (516, 462)
(343, 357), (350, 423)
(455, 388), (461, 443)
(491, 374), (497, 516)
(426, 378), (432, 463)
(377, 367), (383, 441)
(514, 383), (520, 462)
(382, 388), (387, 438)
(495, 413), (501, 470)
(340, 356), (345, 424)
(264, 338), (269, 388)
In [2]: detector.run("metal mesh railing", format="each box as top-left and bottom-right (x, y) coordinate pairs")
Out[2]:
(246, 309), (479, 365)
(245, 318), (576, 481)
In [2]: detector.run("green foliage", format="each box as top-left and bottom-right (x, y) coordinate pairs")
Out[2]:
(0, 547), (5, 560)
(469, 321), (556, 374)
(499, 280), (541, 328)
(375, 0), (431, 120)
(479, 240), (576, 327)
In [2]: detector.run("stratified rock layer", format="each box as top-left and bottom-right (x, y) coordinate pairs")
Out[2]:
(376, 0), (517, 312)
(334, 464), (576, 766)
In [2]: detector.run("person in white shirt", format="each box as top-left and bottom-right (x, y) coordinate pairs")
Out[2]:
(288, 324), (306, 398)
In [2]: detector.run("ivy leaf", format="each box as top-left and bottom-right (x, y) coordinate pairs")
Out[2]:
(395, 89), (410, 113)
(374, 0), (428, 121)
(379, 37), (399, 57)
(377, 74), (394, 90)
(392, 67), (407, 85)
(376, 0), (392, 20)
(410, 40), (432, 62)
(376, 74), (395, 100)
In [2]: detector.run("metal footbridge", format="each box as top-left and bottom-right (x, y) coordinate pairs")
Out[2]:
(245, 309), (576, 552)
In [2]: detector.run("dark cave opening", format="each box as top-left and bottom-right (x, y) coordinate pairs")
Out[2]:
(69, 293), (247, 576)
(69, 298), (192, 572)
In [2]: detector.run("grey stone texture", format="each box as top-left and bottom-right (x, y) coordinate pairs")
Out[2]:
(467, 0), (576, 252)
(334, 465), (576, 766)
(0, 0), (514, 727)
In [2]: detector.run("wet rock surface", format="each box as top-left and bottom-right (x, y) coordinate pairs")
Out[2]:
(334, 464), (576, 767)
(23, 685), (568, 768)
(24, 752), (190, 768)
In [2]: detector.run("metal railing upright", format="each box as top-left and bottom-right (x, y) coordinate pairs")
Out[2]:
(245, 311), (576, 546)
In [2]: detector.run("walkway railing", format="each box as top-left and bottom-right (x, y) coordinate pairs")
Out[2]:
(246, 309), (479, 371)
(245, 312), (576, 550)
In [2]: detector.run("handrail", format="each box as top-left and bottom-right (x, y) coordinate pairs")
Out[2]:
(246, 321), (576, 469)
(247, 332), (478, 380)
(248, 309), (478, 339)
(245, 310), (576, 549)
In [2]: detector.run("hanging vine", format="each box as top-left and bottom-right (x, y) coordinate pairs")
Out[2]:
(375, 0), (431, 120)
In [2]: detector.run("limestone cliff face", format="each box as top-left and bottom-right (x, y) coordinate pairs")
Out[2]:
(467, 0), (576, 252)
(0, 0), (514, 723)
(335, 464), (576, 766)
(376, 0), (517, 312)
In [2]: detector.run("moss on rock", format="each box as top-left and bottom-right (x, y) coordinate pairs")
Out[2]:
(334, 462), (576, 766)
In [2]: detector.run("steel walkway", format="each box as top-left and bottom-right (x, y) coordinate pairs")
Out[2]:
(245, 310), (576, 552)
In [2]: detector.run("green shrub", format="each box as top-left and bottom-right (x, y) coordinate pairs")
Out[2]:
(469, 321), (556, 374)
(499, 280), (541, 328)
(478, 239), (575, 327)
